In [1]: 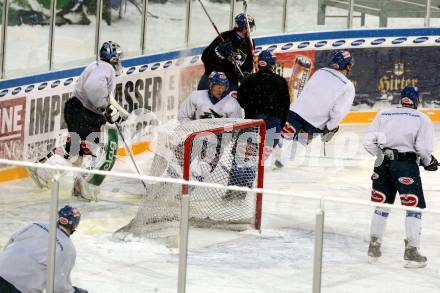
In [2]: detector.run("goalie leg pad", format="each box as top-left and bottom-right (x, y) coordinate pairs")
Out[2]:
(80, 125), (118, 187)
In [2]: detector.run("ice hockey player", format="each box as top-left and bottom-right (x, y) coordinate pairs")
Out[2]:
(237, 49), (290, 155)
(179, 71), (243, 121)
(27, 41), (125, 201)
(364, 85), (437, 268)
(276, 50), (355, 168)
(0, 205), (87, 293)
(197, 13), (256, 92)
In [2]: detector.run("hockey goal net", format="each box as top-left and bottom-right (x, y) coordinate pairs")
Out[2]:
(115, 118), (266, 239)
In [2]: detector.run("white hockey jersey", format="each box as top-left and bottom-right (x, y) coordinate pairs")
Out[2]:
(363, 107), (434, 166)
(290, 68), (355, 130)
(178, 90), (243, 122)
(0, 222), (77, 293)
(73, 60), (116, 114)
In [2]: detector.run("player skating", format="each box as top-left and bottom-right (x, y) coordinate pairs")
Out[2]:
(364, 85), (438, 268)
(27, 41), (125, 201)
(237, 49), (290, 159)
(275, 50), (356, 168)
(0, 206), (87, 293)
(197, 13), (256, 92)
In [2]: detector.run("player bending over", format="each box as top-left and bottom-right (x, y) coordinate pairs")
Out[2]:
(364, 85), (437, 268)
(0, 206), (87, 293)
(275, 50), (355, 168)
(28, 41), (125, 201)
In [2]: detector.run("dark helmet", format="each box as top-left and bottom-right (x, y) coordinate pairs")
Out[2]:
(258, 50), (276, 69)
(329, 50), (353, 71)
(58, 205), (81, 230)
(100, 41), (123, 70)
(234, 13), (256, 32)
(208, 71), (229, 90)
(400, 85), (420, 108)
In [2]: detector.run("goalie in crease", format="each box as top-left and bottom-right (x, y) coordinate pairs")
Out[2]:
(27, 41), (125, 201)
(178, 71), (256, 201)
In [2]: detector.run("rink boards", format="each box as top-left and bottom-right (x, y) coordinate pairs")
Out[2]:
(0, 27), (440, 181)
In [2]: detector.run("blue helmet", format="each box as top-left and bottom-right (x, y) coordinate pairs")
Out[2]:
(234, 13), (256, 31)
(400, 85), (420, 108)
(258, 50), (276, 69)
(209, 71), (229, 90)
(100, 41), (123, 68)
(329, 50), (353, 71)
(58, 205), (81, 230)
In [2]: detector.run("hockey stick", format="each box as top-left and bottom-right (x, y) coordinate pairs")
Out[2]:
(115, 122), (149, 195)
(242, 0), (256, 68)
(197, 0), (245, 78)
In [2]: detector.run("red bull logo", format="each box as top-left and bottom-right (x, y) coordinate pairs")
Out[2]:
(400, 194), (418, 207)
(371, 190), (386, 203)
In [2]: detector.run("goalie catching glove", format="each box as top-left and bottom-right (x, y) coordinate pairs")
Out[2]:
(104, 104), (123, 124)
(321, 126), (339, 142)
(423, 155), (438, 171)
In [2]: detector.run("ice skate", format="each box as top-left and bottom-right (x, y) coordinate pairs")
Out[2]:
(368, 236), (382, 263)
(72, 177), (98, 202)
(271, 144), (284, 169)
(404, 239), (427, 268)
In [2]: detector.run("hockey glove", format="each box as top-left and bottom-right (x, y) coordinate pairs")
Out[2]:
(215, 42), (234, 60)
(321, 126), (339, 143)
(423, 155), (438, 171)
(104, 104), (122, 124)
(73, 287), (88, 293)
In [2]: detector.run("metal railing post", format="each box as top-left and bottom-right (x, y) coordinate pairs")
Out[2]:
(184, 0), (192, 47)
(48, 0), (57, 70)
(177, 193), (190, 293)
(46, 175), (60, 293)
(229, 0), (235, 30)
(1, 0), (9, 79)
(141, 0), (149, 54)
(347, 0), (354, 28)
(425, 0), (432, 27)
(312, 209), (325, 293)
(282, 0), (288, 33)
(95, 0), (104, 60)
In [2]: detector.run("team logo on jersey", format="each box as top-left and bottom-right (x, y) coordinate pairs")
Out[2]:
(400, 194), (418, 207)
(398, 177), (414, 185)
(351, 39), (365, 46)
(371, 172), (379, 180)
(414, 36), (429, 44)
(371, 190), (386, 203)
(332, 40), (345, 47)
(12, 87), (22, 95)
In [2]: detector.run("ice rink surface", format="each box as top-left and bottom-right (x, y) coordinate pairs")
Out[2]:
(1, 124), (440, 292)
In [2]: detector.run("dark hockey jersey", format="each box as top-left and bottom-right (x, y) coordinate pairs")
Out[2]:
(201, 29), (254, 87)
(237, 68), (291, 126)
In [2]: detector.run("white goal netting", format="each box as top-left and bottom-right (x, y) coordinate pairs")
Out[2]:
(115, 118), (265, 239)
